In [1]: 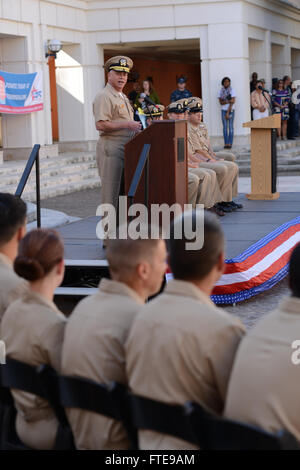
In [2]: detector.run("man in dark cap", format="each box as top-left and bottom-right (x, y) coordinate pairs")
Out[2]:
(93, 55), (142, 216)
(170, 76), (192, 103)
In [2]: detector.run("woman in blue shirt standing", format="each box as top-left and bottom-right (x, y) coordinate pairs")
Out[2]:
(218, 77), (236, 149)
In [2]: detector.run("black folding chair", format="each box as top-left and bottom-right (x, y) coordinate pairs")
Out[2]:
(185, 401), (300, 450)
(0, 358), (75, 450)
(59, 375), (137, 449)
(130, 394), (203, 448)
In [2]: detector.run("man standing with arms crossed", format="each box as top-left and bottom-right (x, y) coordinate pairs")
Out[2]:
(93, 56), (142, 215)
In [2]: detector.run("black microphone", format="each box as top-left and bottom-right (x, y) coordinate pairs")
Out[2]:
(258, 85), (271, 94)
(140, 93), (159, 108)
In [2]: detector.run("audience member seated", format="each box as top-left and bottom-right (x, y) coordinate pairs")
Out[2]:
(166, 102), (223, 214)
(126, 211), (245, 450)
(187, 98), (242, 213)
(0, 193), (28, 323)
(1, 229), (67, 449)
(61, 228), (167, 450)
(145, 104), (165, 126)
(224, 243), (300, 442)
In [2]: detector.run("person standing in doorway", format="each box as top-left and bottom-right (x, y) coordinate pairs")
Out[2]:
(93, 56), (142, 216)
(170, 76), (192, 103)
(218, 77), (236, 149)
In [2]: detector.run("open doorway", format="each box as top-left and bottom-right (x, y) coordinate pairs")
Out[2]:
(104, 39), (201, 109)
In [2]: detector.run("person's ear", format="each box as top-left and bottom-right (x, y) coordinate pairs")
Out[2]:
(56, 259), (65, 278)
(17, 223), (26, 242)
(137, 261), (150, 281)
(217, 251), (225, 276)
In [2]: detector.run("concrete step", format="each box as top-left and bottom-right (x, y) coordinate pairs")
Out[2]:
(14, 178), (101, 203)
(0, 168), (99, 194)
(237, 157), (300, 168)
(0, 151), (99, 200)
(0, 160), (97, 187)
(276, 139), (300, 151)
(239, 165), (300, 176)
(0, 152), (96, 177)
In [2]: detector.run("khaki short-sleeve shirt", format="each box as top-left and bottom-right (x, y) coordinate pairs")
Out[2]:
(61, 278), (144, 450)
(187, 122), (209, 154)
(125, 279), (245, 450)
(0, 253), (28, 323)
(93, 83), (134, 138)
(1, 291), (66, 420)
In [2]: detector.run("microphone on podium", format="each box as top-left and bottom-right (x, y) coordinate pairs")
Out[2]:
(140, 93), (160, 108)
(258, 85), (271, 94)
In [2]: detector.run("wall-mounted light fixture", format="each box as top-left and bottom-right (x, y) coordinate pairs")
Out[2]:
(45, 39), (63, 59)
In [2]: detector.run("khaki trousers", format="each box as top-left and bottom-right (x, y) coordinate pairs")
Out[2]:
(189, 168), (222, 209)
(96, 135), (131, 211)
(215, 151), (236, 162)
(188, 172), (199, 209)
(198, 161), (238, 202)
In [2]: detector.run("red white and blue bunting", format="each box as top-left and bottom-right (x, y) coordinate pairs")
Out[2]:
(166, 215), (300, 305)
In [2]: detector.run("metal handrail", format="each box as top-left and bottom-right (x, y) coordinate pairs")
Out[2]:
(15, 144), (41, 228)
(128, 143), (151, 208)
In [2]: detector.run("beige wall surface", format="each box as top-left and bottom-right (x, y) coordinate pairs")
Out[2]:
(0, 0), (299, 153)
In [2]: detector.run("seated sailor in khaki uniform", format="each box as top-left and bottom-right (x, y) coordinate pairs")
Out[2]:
(1, 229), (67, 450)
(62, 228), (167, 450)
(187, 97), (236, 162)
(167, 102), (223, 214)
(126, 211), (245, 450)
(187, 98), (242, 213)
(225, 243), (300, 442)
(0, 193), (28, 323)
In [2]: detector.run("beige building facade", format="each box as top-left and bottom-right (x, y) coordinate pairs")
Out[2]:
(0, 0), (299, 160)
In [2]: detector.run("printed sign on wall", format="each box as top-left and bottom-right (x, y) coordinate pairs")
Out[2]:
(0, 70), (43, 114)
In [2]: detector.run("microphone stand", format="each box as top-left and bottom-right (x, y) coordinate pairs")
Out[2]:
(261, 90), (277, 194)
(262, 90), (273, 115)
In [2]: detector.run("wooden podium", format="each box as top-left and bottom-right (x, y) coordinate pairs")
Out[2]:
(124, 120), (187, 208)
(243, 114), (281, 200)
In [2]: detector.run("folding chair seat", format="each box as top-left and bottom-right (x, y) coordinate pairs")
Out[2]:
(59, 375), (137, 449)
(0, 358), (75, 450)
(130, 394), (205, 448)
(185, 401), (300, 450)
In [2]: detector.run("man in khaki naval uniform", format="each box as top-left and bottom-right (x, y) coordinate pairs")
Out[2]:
(187, 98), (241, 212)
(224, 244), (300, 441)
(93, 56), (142, 213)
(0, 193), (28, 323)
(62, 231), (167, 450)
(187, 97), (236, 162)
(167, 102), (222, 212)
(126, 212), (245, 450)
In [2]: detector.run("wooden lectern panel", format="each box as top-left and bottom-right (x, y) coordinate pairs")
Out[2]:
(124, 120), (187, 208)
(243, 114), (280, 200)
(243, 114), (281, 129)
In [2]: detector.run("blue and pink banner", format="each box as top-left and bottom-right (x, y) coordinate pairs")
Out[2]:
(0, 70), (43, 114)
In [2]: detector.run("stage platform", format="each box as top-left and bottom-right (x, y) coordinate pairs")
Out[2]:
(57, 192), (300, 261)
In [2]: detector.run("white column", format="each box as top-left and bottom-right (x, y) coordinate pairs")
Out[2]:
(200, 23), (250, 147)
(291, 48), (300, 80)
(81, 36), (105, 144)
(264, 30), (272, 91)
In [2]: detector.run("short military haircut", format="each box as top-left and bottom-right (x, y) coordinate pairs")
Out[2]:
(289, 243), (300, 298)
(0, 193), (27, 246)
(168, 211), (224, 281)
(106, 224), (162, 277)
